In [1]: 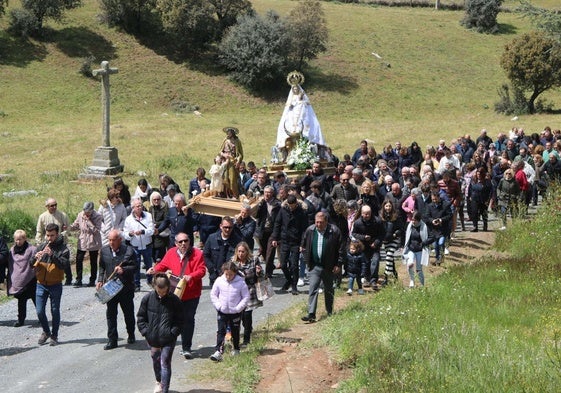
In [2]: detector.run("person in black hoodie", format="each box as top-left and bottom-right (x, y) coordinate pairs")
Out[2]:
(137, 273), (184, 393)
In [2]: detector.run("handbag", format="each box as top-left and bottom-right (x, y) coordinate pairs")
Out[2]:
(255, 277), (275, 301)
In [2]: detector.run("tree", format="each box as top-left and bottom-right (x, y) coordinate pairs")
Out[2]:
(99, 0), (157, 33)
(500, 31), (561, 114)
(207, 0), (254, 37)
(218, 10), (291, 90)
(517, 0), (561, 44)
(156, 0), (218, 54)
(20, 0), (82, 31)
(460, 0), (502, 34)
(286, 0), (328, 71)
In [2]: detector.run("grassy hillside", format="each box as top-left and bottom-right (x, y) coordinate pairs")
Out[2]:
(1, 0), (561, 217)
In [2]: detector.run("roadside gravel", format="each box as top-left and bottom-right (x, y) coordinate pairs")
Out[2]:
(0, 272), (307, 393)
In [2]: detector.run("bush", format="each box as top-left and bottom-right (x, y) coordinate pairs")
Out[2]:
(99, 0), (157, 33)
(494, 83), (527, 115)
(8, 8), (40, 38)
(219, 10), (290, 90)
(461, 0), (502, 34)
(79, 55), (96, 78)
(0, 209), (36, 243)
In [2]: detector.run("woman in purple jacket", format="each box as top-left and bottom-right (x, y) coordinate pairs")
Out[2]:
(8, 230), (37, 327)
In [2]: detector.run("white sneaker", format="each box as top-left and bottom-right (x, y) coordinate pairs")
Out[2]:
(409, 280), (415, 288)
(318, 288), (323, 294)
(231, 349), (240, 356)
(297, 278), (304, 287)
(361, 278), (366, 284)
(210, 350), (223, 362)
(346, 288), (353, 295)
(154, 382), (162, 393)
(444, 248), (450, 255)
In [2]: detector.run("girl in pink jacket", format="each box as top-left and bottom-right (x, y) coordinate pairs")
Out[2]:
(209, 261), (249, 361)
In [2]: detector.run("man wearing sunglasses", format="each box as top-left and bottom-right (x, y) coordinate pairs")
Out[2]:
(148, 232), (206, 360)
(203, 216), (242, 287)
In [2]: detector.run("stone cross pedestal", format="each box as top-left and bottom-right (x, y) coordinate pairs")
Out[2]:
(81, 61), (124, 178)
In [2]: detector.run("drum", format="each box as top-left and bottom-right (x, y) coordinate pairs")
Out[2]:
(95, 277), (124, 304)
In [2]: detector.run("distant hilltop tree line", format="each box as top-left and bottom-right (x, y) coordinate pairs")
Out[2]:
(1, 0), (561, 109)
(2, 0), (328, 91)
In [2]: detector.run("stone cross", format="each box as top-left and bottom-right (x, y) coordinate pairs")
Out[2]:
(92, 61), (119, 147)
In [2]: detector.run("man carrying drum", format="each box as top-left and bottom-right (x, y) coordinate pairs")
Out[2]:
(97, 229), (137, 350)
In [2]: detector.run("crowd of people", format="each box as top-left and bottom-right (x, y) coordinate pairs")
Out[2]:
(2, 125), (560, 393)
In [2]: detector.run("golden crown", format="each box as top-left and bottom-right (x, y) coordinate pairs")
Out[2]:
(287, 71), (304, 87)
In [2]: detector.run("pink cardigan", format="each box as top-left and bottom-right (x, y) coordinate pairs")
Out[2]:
(402, 196), (417, 222)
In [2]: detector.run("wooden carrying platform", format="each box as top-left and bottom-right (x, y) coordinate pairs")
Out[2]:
(190, 195), (259, 218)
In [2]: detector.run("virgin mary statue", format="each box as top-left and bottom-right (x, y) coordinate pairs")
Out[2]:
(276, 72), (326, 155)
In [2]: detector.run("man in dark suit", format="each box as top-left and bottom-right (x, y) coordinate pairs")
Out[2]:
(97, 229), (136, 350)
(300, 212), (345, 323)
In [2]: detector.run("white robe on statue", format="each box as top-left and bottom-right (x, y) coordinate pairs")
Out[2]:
(276, 85), (325, 148)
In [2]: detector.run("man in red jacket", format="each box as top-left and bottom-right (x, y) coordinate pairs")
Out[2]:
(147, 232), (206, 360)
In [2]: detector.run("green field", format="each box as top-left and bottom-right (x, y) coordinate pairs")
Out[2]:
(1, 0), (560, 217)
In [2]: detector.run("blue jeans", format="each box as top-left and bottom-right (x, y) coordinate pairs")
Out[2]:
(180, 297), (200, 352)
(133, 247), (153, 287)
(365, 251), (381, 285)
(433, 236), (446, 262)
(299, 252), (306, 280)
(36, 283), (63, 337)
(151, 340), (176, 393)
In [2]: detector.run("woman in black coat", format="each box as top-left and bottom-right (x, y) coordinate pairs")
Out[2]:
(137, 274), (184, 393)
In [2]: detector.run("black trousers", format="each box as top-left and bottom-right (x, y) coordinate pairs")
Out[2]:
(279, 243), (299, 289)
(14, 280), (37, 323)
(106, 288), (135, 343)
(75, 249), (99, 283)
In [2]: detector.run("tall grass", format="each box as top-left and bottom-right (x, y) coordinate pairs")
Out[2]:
(495, 184), (561, 269)
(321, 272), (561, 392)
(317, 198), (561, 392)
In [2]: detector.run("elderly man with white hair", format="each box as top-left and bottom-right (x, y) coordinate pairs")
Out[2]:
(377, 174), (395, 202)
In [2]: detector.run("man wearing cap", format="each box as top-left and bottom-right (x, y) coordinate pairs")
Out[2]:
(219, 126), (244, 198)
(35, 198), (72, 285)
(69, 202), (103, 287)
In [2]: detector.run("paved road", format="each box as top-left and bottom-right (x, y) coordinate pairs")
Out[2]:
(0, 271), (306, 393)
